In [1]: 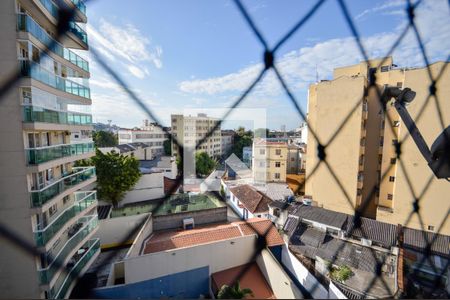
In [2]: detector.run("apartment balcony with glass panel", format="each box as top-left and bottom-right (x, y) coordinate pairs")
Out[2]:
(30, 167), (96, 208)
(38, 217), (98, 285)
(34, 191), (97, 247)
(20, 60), (90, 99)
(26, 142), (94, 165)
(23, 105), (92, 126)
(17, 13), (89, 72)
(49, 239), (100, 299)
(38, 0), (87, 20)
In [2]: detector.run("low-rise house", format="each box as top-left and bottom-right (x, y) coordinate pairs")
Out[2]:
(228, 184), (272, 220)
(92, 218), (302, 299)
(99, 142), (152, 160)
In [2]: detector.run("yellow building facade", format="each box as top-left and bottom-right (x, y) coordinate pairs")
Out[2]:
(305, 57), (449, 235)
(252, 139), (288, 183)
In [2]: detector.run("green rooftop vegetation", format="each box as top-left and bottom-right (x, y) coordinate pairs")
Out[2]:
(110, 193), (225, 218)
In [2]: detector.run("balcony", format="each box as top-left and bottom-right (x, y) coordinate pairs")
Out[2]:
(34, 191), (97, 247)
(17, 13), (89, 72)
(23, 105), (92, 126)
(30, 166), (96, 208)
(38, 0), (87, 19)
(68, 21), (88, 45)
(70, 0), (87, 16)
(20, 60), (90, 99)
(51, 239), (100, 299)
(38, 216), (98, 285)
(26, 142), (94, 165)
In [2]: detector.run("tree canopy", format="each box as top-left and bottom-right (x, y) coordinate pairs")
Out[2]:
(92, 150), (141, 207)
(163, 139), (172, 156)
(195, 151), (217, 176)
(230, 127), (253, 159)
(93, 131), (118, 148)
(217, 281), (254, 299)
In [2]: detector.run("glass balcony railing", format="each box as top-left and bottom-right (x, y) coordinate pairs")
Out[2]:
(51, 239), (100, 299)
(38, 218), (98, 285)
(23, 106), (92, 126)
(34, 191), (97, 247)
(26, 142), (94, 165)
(68, 21), (88, 45)
(30, 167), (96, 208)
(70, 0), (87, 16)
(17, 13), (89, 71)
(20, 60), (90, 99)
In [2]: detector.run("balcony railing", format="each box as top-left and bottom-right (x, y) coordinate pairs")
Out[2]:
(51, 239), (100, 299)
(68, 21), (88, 45)
(26, 142), (94, 165)
(34, 191), (97, 247)
(17, 13), (89, 71)
(20, 60), (90, 99)
(38, 218), (98, 285)
(38, 0), (87, 19)
(30, 167), (96, 208)
(70, 0), (87, 16)
(23, 105), (92, 126)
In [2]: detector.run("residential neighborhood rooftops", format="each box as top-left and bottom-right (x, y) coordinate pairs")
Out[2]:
(291, 205), (348, 229)
(224, 153), (252, 178)
(403, 227), (450, 257)
(230, 185), (272, 213)
(211, 263), (276, 299)
(346, 215), (398, 248)
(143, 218), (284, 254)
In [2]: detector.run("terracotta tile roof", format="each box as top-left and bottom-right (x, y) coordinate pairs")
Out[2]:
(143, 218), (284, 254)
(211, 263), (276, 299)
(230, 185), (272, 213)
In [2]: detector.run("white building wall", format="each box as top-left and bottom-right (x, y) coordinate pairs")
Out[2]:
(123, 235), (257, 284)
(120, 173), (165, 206)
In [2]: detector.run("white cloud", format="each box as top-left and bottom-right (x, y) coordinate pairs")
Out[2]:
(178, 0), (449, 97)
(86, 18), (163, 79)
(355, 0), (405, 21)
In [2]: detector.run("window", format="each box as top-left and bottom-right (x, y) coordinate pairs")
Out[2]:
(359, 155), (364, 166)
(357, 189), (362, 196)
(48, 204), (57, 217)
(428, 225), (435, 231)
(380, 137), (384, 146)
(378, 154), (383, 164)
(393, 121), (400, 127)
(275, 162), (281, 168)
(392, 139), (398, 146)
(273, 208), (280, 217)
(390, 158), (397, 164)
(380, 65), (390, 72)
(63, 195), (70, 205)
(275, 149), (281, 155)
(396, 82), (402, 88)
(291, 157), (295, 161)
(389, 176), (395, 182)
(259, 149), (265, 155)
(387, 194), (393, 200)
(360, 138), (365, 146)
(259, 161), (264, 167)
(274, 173), (280, 179)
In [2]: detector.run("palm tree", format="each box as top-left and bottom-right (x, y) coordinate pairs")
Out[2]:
(217, 281), (254, 299)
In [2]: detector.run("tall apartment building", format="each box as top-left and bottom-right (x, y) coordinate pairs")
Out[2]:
(171, 113), (221, 158)
(305, 57), (450, 235)
(252, 138), (287, 183)
(0, 0), (99, 298)
(221, 129), (235, 156)
(118, 119), (169, 159)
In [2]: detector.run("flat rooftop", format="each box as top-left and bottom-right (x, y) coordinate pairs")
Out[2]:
(211, 263), (276, 299)
(110, 193), (224, 218)
(143, 218), (284, 254)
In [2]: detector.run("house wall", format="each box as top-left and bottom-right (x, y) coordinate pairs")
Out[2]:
(256, 249), (303, 299)
(123, 235), (257, 284)
(95, 213), (150, 248)
(152, 206), (227, 231)
(120, 172), (164, 206)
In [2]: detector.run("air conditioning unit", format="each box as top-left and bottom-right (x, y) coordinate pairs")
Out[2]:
(183, 218), (194, 230)
(302, 197), (312, 206)
(361, 238), (372, 247)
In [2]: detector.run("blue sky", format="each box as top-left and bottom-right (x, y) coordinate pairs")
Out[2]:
(83, 0), (450, 130)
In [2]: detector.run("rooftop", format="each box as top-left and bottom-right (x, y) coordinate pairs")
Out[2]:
(110, 193), (224, 218)
(143, 218), (284, 254)
(211, 263), (276, 299)
(139, 156), (174, 170)
(291, 205), (348, 229)
(229, 185), (272, 213)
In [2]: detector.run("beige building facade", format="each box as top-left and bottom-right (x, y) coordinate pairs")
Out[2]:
(171, 113), (221, 158)
(252, 138), (287, 183)
(305, 57), (449, 235)
(0, 0), (99, 298)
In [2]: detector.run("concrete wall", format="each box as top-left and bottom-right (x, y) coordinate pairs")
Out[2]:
(126, 215), (153, 258)
(152, 207), (227, 231)
(256, 249), (303, 299)
(95, 213), (150, 248)
(120, 172), (164, 206)
(123, 235), (256, 284)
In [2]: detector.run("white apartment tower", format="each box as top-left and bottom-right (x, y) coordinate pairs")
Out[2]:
(171, 113), (221, 158)
(0, 0), (99, 298)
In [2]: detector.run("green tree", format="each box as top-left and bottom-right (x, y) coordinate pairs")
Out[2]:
(92, 150), (141, 207)
(195, 152), (217, 176)
(254, 128), (269, 138)
(163, 139), (172, 156)
(230, 127), (253, 159)
(217, 281), (254, 299)
(93, 131), (118, 148)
